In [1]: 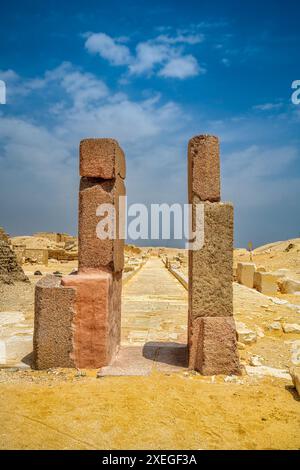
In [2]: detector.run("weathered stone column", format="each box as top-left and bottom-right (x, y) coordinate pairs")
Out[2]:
(188, 135), (240, 375)
(34, 138), (126, 369)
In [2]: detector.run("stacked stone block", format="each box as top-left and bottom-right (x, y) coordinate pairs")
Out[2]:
(0, 239), (28, 284)
(188, 135), (240, 375)
(0, 227), (9, 243)
(34, 139), (126, 369)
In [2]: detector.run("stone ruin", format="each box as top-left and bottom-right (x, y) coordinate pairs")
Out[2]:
(33, 135), (240, 375)
(33, 139), (126, 369)
(0, 227), (28, 284)
(0, 227), (9, 243)
(188, 135), (240, 375)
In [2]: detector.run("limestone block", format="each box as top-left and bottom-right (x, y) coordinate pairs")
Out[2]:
(246, 365), (291, 380)
(80, 138), (126, 179)
(267, 321), (282, 331)
(188, 135), (220, 202)
(78, 177), (125, 272)
(189, 316), (241, 375)
(236, 262), (256, 288)
(62, 271), (122, 368)
(189, 200), (233, 318)
(236, 321), (257, 344)
(253, 271), (278, 295)
(279, 278), (300, 294)
(282, 323), (300, 334)
(33, 275), (76, 369)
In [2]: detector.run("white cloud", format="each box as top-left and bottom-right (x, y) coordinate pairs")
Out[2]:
(84, 31), (203, 80)
(159, 55), (202, 79)
(85, 32), (131, 66)
(223, 144), (298, 181)
(52, 64), (108, 109)
(14, 62), (109, 110)
(129, 42), (169, 75)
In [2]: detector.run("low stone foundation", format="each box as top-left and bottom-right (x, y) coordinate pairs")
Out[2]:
(33, 275), (75, 369)
(189, 316), (240, 375)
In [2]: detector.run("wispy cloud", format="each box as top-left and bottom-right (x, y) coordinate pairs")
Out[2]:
(221, 57), (230, 67)
(159, 55), (202, 79)
(253, 102), (283, 111)
(84, 33), (131, 66)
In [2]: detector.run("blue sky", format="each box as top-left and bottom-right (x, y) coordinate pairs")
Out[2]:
(0, 0), (299, 247)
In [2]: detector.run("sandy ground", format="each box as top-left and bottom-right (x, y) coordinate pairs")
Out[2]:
(0, 370), (299, 450)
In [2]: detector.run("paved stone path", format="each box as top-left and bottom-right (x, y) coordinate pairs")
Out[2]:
(121, 257), (188, 345)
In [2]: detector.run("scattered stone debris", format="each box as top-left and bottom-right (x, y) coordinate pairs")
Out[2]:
(285, 243), (295, 252)
(52, 271), (62, 277)
(236, 322), (257, 344)
(270, 298), (288, 305)
(75, 370), (86, 378)
(267, 321), (282, 331)
(224, 375), (243, 384)
(34, 270), (43, 276)
(290, 367), (300, 396)
(282, 323), (300, 334)
(249, 355), (264, 367)
(255, 326), (265, 338)
(245, 365), (291, 380)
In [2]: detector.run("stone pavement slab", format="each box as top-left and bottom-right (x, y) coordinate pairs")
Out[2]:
(98, 343), (188, 376)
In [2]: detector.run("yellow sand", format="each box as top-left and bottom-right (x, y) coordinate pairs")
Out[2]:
(0, 371), (299, 450)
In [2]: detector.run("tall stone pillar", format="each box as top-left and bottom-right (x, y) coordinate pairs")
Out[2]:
(188, 135), (240, 375)
(34, 138), (126, 369)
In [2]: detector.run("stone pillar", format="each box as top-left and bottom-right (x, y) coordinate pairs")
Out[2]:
(34, 138), (126, 369)
(188, 135), (240, 375)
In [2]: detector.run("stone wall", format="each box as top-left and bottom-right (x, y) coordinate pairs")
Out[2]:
(25, 248), (48, 266)
(33, 232), (76, 244)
